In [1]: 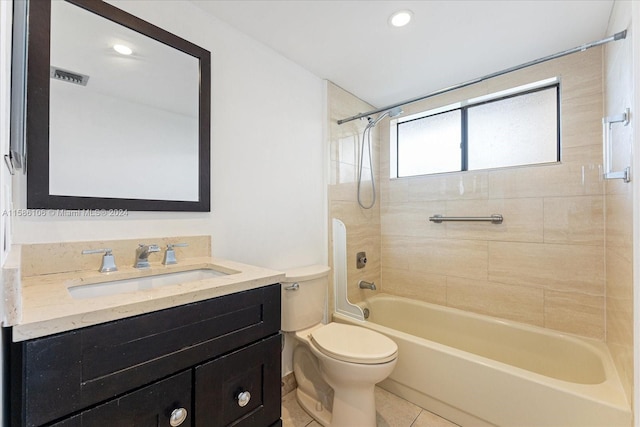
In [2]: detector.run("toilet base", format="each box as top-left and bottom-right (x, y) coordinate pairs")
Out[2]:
(330, 384), (377, 427)
(296, 387), (331, 427)
(294, 343), (386, 427)
(296, 383), (378, 427)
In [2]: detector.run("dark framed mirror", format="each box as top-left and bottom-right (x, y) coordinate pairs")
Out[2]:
(20, 0), (211, 211)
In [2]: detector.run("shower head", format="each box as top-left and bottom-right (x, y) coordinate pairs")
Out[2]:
(388, 106), (403, 118)
(368, 107), (404, 126)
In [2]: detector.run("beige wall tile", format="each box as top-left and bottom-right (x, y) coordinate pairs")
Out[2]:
(383, 236), (488, 279)
(380, 235), (410, 271)
(446, 276), (544, 327)
(560, 96), (603, 148)
(380, 267), (447, 305)
(380, 178), (409, 205)
(606, 245), (633, 301)
(331, 199), (380, 226)
(605, 193), (633, 247)
(543, 195), (604, 245)
(544, 290), (604, 340)
(408, 171), (489, 202)
(328, 181), (357, 202)
(445, 198), (543, 242)
(488, 149), (603, 200)
(607, 294), (633, 347)
(488, 241), (604, 295)
(381, 201), (446, 239)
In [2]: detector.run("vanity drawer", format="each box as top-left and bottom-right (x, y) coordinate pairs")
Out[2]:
(11, 284), (280, 427)
(49, 370), (192, 427)
(195, 334), (281, 427)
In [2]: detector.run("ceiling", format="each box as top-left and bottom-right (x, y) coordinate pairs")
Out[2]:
(193, 0), (615, 109)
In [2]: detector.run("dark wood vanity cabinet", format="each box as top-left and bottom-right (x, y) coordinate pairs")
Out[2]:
(47, 370), (193, 427)
(8, 284), (282, 427)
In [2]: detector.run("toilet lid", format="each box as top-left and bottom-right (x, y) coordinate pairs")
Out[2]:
(310, 323), (398, 364)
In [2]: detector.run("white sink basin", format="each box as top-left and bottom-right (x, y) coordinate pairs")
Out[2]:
(68, 268), (231, 299)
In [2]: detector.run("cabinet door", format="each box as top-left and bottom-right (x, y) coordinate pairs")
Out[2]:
(50, 371), (192, 427)
(195, 335), (281, 427)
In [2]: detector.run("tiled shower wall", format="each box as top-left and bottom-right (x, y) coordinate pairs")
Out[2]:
(328, 83), (382, 313)
(379, 48), (606, 340)
(604, 0), (634, 403)
(328, 47), (610, 341)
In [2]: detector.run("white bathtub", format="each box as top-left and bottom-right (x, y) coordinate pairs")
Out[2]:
(333, 293), (631, 427)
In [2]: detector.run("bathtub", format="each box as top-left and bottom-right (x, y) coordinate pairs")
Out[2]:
(333, 293), (631, 427)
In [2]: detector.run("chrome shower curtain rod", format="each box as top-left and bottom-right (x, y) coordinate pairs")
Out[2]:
(337, 30), (627, 125)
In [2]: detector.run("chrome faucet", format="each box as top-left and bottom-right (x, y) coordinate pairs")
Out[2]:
(358, 280), (376, 290)
(134, 244), (160, 268)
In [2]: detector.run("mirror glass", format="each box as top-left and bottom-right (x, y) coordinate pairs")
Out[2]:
(50, 1), (199, 201)
(25, 0), (211, 211)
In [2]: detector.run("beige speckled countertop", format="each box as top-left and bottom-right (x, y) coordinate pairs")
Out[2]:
(4, 242), (285, 342)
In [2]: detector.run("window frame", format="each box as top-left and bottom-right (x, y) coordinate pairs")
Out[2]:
(391, 79), (561, 179)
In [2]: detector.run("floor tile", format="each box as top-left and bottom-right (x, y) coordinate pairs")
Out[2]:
(375, 387), (422, 427)
(282, 390), (313, 427)
(410, 410), (460, 427)
(281, 386), (453, 427)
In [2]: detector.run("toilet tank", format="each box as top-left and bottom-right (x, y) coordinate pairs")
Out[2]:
(281, 265), (331, 332)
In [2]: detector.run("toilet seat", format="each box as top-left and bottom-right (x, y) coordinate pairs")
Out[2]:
(310, 323), (398, 364)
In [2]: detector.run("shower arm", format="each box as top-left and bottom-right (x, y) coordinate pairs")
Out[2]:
(337, 30), (627, 125)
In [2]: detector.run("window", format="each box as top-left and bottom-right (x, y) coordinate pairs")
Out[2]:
(392, 80), (560, 178)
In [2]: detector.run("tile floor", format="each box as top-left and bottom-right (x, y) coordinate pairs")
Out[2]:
(282, 387), (459, 427)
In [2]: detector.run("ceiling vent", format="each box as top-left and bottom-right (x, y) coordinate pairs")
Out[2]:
(50, 66), (89, 86)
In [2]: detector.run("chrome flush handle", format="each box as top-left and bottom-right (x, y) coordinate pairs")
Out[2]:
(284, 282), (299, 291)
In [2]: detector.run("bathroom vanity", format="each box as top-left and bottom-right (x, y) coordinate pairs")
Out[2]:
(3, 237), (285, 427)
(9, 285), (281, 427)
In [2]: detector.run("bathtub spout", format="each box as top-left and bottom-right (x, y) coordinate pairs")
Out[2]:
(358, 280), (376, 290)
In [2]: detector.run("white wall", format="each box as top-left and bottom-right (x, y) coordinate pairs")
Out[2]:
(12, 0), (327, 271)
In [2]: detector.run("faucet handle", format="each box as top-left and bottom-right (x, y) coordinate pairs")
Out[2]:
(167, 243), (188, 249)
(163, 243), (188, 265)
(82, 248), (112, 255)
(82, 248), (117, 273)
(139, 243), (161, 252)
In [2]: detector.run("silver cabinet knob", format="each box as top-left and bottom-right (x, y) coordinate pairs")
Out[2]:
(170, 407), (187, 426)
(237, 391), (251, 407)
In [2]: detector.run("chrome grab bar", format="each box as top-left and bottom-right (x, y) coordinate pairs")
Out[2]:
(603, 108), (631, 183)
(429, 214), (503, 224)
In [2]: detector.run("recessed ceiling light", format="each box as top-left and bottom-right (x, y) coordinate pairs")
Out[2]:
(113, 44), (133, 55)
(389, 10), (413, 27)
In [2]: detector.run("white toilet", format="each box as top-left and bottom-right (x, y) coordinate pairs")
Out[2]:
(281, 265), (398, 427)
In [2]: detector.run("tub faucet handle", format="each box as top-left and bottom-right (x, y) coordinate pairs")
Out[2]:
(357, 251), (367, 269)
